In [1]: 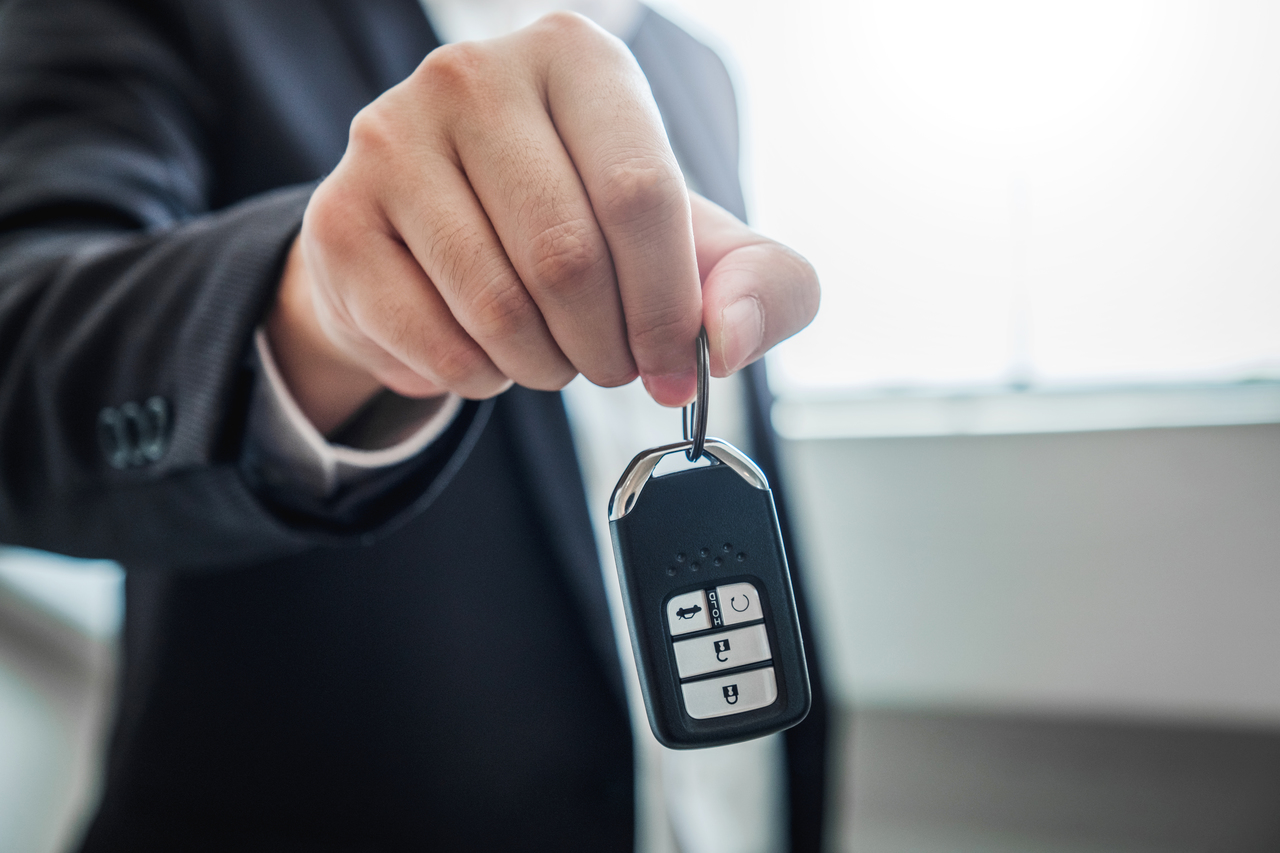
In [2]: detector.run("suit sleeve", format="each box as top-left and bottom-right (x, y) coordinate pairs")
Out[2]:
(0, 0), (482, 569)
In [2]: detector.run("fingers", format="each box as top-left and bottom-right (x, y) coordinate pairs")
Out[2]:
(535, 14), (703, 405)
(442, 33), (637, 390)
(292, 14), (811, 420)
(303, 177), (512, 400)
(689, 194), (821, 377)
(379, 139), (579, 394)
(390, 13), (701, 405)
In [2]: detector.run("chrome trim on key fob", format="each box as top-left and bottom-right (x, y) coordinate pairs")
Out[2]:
(608, 437), (769, 521)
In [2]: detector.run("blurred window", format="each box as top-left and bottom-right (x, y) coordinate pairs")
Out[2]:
(655, 0), (1280, 404)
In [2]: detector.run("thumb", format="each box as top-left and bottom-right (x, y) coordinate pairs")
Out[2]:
(690, 194), (820, 376)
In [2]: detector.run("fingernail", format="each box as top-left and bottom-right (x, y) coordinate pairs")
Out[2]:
(721, 296), (763, 373)
(642, 369), (697, 407)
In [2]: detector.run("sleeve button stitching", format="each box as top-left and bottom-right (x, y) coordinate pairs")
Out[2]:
(97, 396), (170, 469)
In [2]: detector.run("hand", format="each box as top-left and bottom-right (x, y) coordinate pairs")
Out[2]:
(268, 12), (819, 434)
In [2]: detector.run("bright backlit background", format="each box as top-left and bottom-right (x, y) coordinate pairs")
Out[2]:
(651, 0), (1280, 396)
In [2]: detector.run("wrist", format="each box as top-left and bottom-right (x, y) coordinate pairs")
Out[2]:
(266, 236), (384, 435)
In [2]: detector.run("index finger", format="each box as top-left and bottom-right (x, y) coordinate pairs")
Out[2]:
(537, 14), (702, 406)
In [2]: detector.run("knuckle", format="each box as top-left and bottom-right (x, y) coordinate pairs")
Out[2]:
(526, 218), (608, 296)
(628, 302), (694, 353)
(303, 181), (364, 261)
(353, 288), (415, 350)
(417, 41), (490, 99)
(303, 189), (343, 249)
(429, 338), (490, 389)
(597, 160), (685, 227)
(528, 12), (629, 70)
(465, 268), (536, 340)
(347, 104), (394, 158)
(433, 221), (482, 290)
(533, 10), (597, 41)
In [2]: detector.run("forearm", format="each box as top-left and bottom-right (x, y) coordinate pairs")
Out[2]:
(0, 189), (316, 565)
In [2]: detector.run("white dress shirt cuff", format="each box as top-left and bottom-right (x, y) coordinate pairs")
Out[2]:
(247, 328), (463, 499)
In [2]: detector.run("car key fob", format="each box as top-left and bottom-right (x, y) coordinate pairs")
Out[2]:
(607, 332), (811, 749)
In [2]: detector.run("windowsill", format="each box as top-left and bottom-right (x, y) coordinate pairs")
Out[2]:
(771, 381), (1280, 441)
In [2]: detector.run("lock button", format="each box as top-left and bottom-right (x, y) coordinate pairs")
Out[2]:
(681, 667), (778, 719)
(671, 623), (771, 678)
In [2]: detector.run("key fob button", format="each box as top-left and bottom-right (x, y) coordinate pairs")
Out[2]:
(716, 582), (763, 626)
(666, 590), (712, 636)
(681, 667), (778, 719)
(672, 623), (771, 678)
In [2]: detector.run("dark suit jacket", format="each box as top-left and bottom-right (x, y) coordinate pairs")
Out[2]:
(0, 1), (828, 849)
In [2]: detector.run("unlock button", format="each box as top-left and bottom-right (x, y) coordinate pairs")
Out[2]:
(672, 623), (771, 678)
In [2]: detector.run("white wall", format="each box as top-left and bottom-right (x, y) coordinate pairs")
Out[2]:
(783, 422), (1280, 724)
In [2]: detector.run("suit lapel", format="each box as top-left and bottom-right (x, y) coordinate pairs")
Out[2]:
(497, 387), (628, 708)
(628, 7), (749, 221)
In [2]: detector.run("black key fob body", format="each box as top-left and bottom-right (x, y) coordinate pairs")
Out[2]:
(609, 438), (811, 749)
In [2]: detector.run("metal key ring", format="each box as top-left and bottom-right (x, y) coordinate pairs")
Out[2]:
(682, 328), (709, 461)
